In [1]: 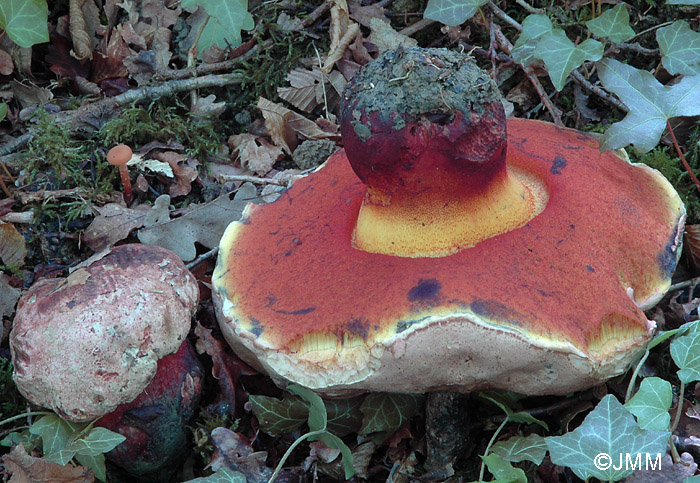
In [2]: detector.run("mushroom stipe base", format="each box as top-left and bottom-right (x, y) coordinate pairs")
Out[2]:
(213, 118), (684, 397)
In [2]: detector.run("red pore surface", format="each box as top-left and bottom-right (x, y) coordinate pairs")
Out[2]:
(216, 119), (683, 354)
(96, 340), (203, 476)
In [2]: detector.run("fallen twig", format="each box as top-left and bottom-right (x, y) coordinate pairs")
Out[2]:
(186, 246), (218, 271)
(492, 24), (563, 126)
(217, 174), (287, 186)
(570, 69), (628, 113)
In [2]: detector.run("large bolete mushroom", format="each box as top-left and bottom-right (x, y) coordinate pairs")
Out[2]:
(212, 48), (685, 396)
(10, 244), (199, 419)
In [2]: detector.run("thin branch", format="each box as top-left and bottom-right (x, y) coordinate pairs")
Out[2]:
(616, 42), (658, 56)
(216, 174), (287, 186)
(669, 276), (700, 292)
(398, 18), (435, 37)
(515, 0), (545, 14)
(667, 119), (700, 194)
(0, 133), (31, 157)
(570, 69), (628, 113)
(186, 246), (218, 271)
(489, 2), (523, 32)
(492, 24), (563, 125)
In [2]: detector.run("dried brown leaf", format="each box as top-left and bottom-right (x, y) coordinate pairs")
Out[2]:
(69, 0), (100, 61)
(349, 2), (389, 27)
(10, 80), (52, 109)
(137, 184), (260, 261)
(0, 48), (13, 75)
(0, 223), (26, 267)
(190, 94), (226, 118)
(209, 427), (273, 481)
(1, 444), (95, 483)
(322, 0), (360, 73)
(277, 12), (304, 32)
(194, 322), (256, 418)
(228, 133), (284, 175)
(368, 18), (417, 53)
(83, 203), (149, 252)
(277, 68), (346, 113)
(257, 97), (338, 155)
(151, 152), (200, 197)
(0, 273), (21, 321)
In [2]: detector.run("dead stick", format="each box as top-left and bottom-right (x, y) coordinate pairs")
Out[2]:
(492, 24), (563, 126)
(570, 69), (628, 113)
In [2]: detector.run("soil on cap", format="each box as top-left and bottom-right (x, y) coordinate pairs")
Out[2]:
(342, 47), (501, 142)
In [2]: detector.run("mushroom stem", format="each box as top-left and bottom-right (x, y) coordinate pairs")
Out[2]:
(118, 164), (133, 204)
(339, 48), (547, 257)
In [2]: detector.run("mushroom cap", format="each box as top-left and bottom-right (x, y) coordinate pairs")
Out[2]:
(107, 144), (133, 166)
(10, 244), (199, 421)
(212, 118), (684, 396)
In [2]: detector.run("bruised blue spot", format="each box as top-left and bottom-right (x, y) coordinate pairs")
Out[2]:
(408, 278), (441, 302)
(273, 307), (315, 315)
(471, 299), (524, 326)
(551, 156), (566, 174)
(346, 318), (370, 340)
(587, 265), (595, 272)
(249, 318), (264, 337)
(658, 223), (682, 278)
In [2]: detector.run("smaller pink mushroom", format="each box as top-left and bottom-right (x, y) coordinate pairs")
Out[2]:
(10, 244), (199, 421)
(107, 144), (134, 204)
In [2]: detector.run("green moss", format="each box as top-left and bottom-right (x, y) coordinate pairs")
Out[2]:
(630, 143), (700, 224)
(23, 111), (101, 191)
(98, 101), (226, 159)
(227, 3), (330, 114)
(0, 359), (24, 420)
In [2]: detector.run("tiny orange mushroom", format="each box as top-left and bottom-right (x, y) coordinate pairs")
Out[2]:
(107, 144), (134, 204)
(212, 48), (685, 397)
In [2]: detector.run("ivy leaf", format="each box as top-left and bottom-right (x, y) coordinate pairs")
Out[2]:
(0, 0), (49, 48)
(479, 393), (548, 430)
(359, 393), (424, 435)
(71, 427), (126, 455)
(535, 30), (603, 91)
(657, 20), (700, 76)
(667, 0), (700, 4)
(490, 434), (548, 465)
(312, 432), (355, 480)
(28, 414), (84, 457)
(288, 384), (327, 432)
(511, 14), (553, 65)
(184, 468), (247, 482)
(585, 4), (635, 43)
(248, 393), (309, 436)
(325, 397), (364, 437)
(481, 453), (528, 483)
(624, 377), (673, 431)
(423, 0), (488, 27)
(545, 395), (669, 481)
(647, 325), (692, 350)
(74, 453), (107, 482)
(671, 329), (700, 383)
(181, 0), (254, 52)
(0, 102), (7, 122)
(597, 58), (700, 152)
